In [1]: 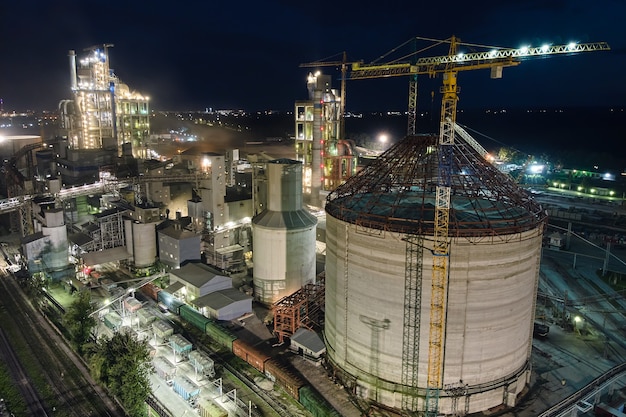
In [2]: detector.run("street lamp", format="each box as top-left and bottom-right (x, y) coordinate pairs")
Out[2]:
(378, 134), (388, 151)
(573, 315), (581, 332)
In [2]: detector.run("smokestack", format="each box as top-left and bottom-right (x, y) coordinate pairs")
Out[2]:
(69, 50), (77, 90)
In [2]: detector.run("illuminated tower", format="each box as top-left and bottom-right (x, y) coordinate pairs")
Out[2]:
(295, 72), (356, 207)
(63, 45), (150, 157)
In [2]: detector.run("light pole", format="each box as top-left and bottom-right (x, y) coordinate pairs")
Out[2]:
(573, 315), (581, 333)
(378, 133), (388, 151)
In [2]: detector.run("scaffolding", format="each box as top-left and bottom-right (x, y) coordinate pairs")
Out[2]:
(273, 274), (326, 343)
(91, 208), (127, 250)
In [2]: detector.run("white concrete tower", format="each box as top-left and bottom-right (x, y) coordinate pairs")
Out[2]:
(252, 159), (317, 305)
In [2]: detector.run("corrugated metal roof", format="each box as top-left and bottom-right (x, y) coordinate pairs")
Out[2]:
(170, 262), (228, 288)
(291, 328), (326, 354)
(164, 281), (184, 294)
(193, 288), (252, 310)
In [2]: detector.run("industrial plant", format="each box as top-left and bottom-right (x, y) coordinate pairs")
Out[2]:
(1, 37), (622, 417)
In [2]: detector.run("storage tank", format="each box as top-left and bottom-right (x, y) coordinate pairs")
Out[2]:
(252, 159), (317, 305)
(125, 219), (157, 268)
(324, 135), (547, 415)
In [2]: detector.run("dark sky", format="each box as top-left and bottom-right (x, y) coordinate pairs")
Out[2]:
(1, 0), (624, 112)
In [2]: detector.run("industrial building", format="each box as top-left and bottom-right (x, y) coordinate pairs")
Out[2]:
(60, 45), (150, 157)
(295, 72), (356, 207)
(323, 134), (547, 415)
(7, 38), (611, 417)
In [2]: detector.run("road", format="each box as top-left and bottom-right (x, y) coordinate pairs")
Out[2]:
(0, 268), (127, 417)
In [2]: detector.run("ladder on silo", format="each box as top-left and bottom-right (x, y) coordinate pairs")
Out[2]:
(401, 234), (424, 412)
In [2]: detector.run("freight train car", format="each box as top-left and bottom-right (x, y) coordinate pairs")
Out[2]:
(172, 374), (200, 402)
(265, 358), (305, 400)
(158, 288), (342, 416)
(232, 339), (270, 373)
(205, 320), (237, 351)
(157, 289), (184, 314)
(298, 385), (343, 417)
(103, 312), (122, 331)
(139, 282), (162, 301)
(180, 304), (212, 332)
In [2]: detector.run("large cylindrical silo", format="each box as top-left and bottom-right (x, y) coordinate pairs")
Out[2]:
(129, 220), (157, 268)
(324, 135), (547, 415)
(252, 159), (317, 305)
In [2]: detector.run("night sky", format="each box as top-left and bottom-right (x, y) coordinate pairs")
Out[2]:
(1, 0), (624, 112)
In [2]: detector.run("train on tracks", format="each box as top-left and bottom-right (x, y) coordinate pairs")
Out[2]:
(140, 283), (341, 417)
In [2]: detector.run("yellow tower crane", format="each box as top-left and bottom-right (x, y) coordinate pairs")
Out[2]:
(304, 36), (610, 416)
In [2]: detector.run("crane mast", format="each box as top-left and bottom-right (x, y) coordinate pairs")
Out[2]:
(426, 36), (458, 417)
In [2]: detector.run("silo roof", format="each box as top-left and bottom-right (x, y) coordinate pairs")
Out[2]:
(326, 134), (547, 237)
(252, 209), (316, 229)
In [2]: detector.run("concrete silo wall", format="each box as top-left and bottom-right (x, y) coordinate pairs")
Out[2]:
(324, 214), (543, 414)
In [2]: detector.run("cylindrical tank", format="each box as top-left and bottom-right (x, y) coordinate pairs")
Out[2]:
(69, 50), (77, 90)
(324, 135), (547, 415)
(128, 220), (157, 268)
(252, 159), (317, 305)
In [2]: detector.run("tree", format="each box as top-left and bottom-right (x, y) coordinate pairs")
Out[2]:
(87, 332), (153, 417)
(63, 291), (97, 354)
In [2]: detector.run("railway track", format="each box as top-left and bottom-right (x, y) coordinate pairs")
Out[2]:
(0, 327), (48, 416)
(0, 270), (126, 416)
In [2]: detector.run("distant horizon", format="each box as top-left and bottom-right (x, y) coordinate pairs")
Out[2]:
(1, 104), (624, 115)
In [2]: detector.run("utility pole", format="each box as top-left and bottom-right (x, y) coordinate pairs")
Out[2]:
(562, 290), (568, 328)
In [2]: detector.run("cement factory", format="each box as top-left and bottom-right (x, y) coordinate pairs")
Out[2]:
(0, 38), (621, 417)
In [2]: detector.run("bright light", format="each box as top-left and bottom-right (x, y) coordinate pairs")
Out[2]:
(314, 71), (321, 77)
(603, 172), (615, 181)
(489, 49), (498, 57)
(574, 316), (581, 323)
(457, 52), (464, 59)
(541, 44), (550, 53)
(520, 46), (529, 54)
(568, 42), (577, 50)
(529, 164), (544, 174)
(379, 134), (388, 144)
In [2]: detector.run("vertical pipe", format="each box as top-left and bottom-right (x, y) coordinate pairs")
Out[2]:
(69, 50), (77, 90)
(311, 87), (322, 207)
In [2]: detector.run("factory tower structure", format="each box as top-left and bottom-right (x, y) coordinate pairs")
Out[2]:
(252, 159), (317, 305)
(60, 45), (150, 158)
(295, 72), (356, 208)
(323, 134), (547, 415)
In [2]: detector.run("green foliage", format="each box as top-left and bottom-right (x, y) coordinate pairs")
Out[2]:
(63, 291), (96, 354)
(0, 363), (28, 416)
(87, 332), (153, 417)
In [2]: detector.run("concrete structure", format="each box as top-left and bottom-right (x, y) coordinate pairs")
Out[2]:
(158, 222), (201, 269)
(324, 135), (547, 415)
(252, 159), (317, 305)
(124, 205), (160, 269)
(22, 197), (71, 281)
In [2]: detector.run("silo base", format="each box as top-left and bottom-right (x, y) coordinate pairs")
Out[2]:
(325, 352), (532, 416)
